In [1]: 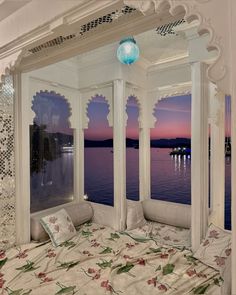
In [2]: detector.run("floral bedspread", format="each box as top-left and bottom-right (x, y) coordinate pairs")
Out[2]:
(0, 222), (222, 295)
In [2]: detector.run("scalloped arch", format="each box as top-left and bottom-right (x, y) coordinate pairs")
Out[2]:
(125, 94), (142, 128)
(83, 93), (112, 129)
(152, 91), (192, 128)
(31, 90), (72, 129)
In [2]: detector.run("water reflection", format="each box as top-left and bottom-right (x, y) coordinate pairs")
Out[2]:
(31, 147), (231, 229)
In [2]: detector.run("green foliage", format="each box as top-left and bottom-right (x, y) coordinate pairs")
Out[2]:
(57, 261), (80, 271)
(193, 284), (210, 294)
(99, 247), (113, 254)
(162, 263), (175, 275)
(97, 259), (113, 269)
(59, 240), (76, 250)
(16, 261), (39, 272)
(146, 247), (162, 254)
(108, 233), (120, 241)
(117, 263), (134, 274)
(81, 230), (92, 238)
(184, 254), (198, 265)
(55, 283), (77, 294)
(0, 257), (7, 269)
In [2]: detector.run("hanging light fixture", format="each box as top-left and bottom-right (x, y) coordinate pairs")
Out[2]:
(117, 37), (140, 65)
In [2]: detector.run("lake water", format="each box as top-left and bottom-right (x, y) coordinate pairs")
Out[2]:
(31, 147), (231, 229)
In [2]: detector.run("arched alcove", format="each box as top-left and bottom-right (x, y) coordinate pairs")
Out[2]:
(30, 90), (74, 212)
(84, 94), (114, 206)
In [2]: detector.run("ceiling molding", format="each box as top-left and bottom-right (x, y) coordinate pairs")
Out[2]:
(147, 53), (189, 72)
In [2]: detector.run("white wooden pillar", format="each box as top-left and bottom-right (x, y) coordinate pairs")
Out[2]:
(14, 73), (31, 244)
(139, 91), (151, 201)
(231, 71), (236, 295)
(191, 62), (209, 251)
(113, 79), (126, 231)
(72, 93), (84, 202)
(209, 83), (225, 228)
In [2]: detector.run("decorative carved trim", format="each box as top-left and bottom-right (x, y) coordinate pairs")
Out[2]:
(149, 81), (192, 127)
(209, 85), (225, 127)
(125, 84), (142, 128)
(81, 87), (113, 129)
(31, 90), (72, 130)
(0, 51), (23, 86)
(124, 0), (229, 93)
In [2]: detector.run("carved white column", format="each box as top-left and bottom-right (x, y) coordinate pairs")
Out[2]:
(191, 62), (209, 251)
(209, 83), (225, 228)
(14, 73), (31, 244)
(113, 79), (126, 231)
(70, 92), (84, 202)
(139, 90), (151, 201)
(232, 85), (236, 295)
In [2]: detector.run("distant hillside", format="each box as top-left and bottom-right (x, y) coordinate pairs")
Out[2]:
(48, 133), (191, 148)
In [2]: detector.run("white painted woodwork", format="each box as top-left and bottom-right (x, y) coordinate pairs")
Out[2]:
(0, 1), (234, 290)
(231, 87), (236, 295)
(230, 1), (236, 292)
(191, 62), (209, 251)
(113, 79), (126, 231)
(72, 92), (84, 202)
(14, 73), (31, 244)
(139, 91), (151, 201)
(209, 83), (225, 228)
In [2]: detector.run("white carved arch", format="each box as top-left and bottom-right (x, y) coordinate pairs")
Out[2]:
(124, 0), (229, 94)
(31, 90), (72, 131)
(125, 84), (143, 128)
(81, 86), (113, 129)
(148, 82), (192, 127)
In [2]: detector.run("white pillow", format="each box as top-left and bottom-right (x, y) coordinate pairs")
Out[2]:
(40, 209), (76, 247)
(31, 201), (93, 241)
(126, 200), (146, 230)
(194, 223), (231, 274)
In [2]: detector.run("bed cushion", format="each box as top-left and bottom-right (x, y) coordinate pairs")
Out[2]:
(31, 201), (93, 241)
(194, 223), (231, 274)
(142, 199), (191, 229)
(126, 200), (146, 230)
(40, 208), (76, 247)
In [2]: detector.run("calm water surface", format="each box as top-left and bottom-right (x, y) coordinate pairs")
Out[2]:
(31, 147), (231, 229)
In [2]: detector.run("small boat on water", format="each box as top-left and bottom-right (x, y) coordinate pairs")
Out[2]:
(170, 147), (191, 157)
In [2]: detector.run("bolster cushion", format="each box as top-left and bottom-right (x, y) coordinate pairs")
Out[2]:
(31, 201), (93, 241)
(142, 199), (191, 229)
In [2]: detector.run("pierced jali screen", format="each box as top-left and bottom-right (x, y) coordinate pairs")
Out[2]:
(0, 75), (15, 249)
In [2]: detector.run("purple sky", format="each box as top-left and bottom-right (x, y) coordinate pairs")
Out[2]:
(33, 92), (231, 140)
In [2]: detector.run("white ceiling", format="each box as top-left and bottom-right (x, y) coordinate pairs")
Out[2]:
(135, 28), (188, 64)
(0, 0), (31, 22)
(68, 25), (190, 70)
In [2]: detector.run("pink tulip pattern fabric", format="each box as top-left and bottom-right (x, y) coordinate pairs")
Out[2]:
(194, 223), (231, 273)
(40, 209), (76, 247)
(0, 222), (223, 294)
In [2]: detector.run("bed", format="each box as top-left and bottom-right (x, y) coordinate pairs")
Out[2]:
(0, 221), (223, 295)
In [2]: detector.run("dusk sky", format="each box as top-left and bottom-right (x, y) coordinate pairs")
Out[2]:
(85, 94), (192, 140)
(33, 92), (231, 140)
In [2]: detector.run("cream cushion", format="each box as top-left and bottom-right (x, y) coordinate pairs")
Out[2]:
(142, 199), (191, 229)
(40, 208), (76, 247)
(31, 201), (93, 241)
(126, 200), (146, 230)
(194, 223), (231, 274)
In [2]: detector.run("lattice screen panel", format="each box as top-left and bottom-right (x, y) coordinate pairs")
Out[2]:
(28, 6), (136, 55)
(0, 75), (16, 250)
